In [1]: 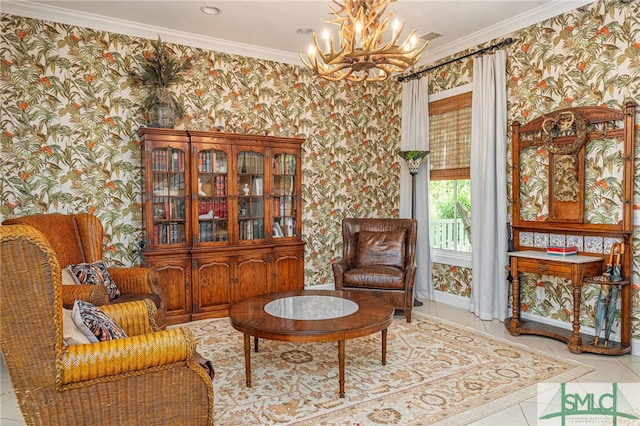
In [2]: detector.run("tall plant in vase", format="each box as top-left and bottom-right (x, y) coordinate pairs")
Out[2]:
(131, 37), (192, 128)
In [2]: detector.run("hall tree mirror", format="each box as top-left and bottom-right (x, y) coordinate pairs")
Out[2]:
(508, 102), (635, 355)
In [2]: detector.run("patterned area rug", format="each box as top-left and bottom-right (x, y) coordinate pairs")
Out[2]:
(184, 312), (593, 425)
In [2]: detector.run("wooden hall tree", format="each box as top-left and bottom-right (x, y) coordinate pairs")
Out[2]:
(139, 128), (305, 325)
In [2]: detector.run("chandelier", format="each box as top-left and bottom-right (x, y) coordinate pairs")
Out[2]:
(300, 0), (428, 82)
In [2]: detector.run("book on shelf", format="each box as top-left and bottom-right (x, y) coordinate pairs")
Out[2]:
(198, 150), (213, 173)
(546, 245), (577, 256)
(547, 245), (577, 252)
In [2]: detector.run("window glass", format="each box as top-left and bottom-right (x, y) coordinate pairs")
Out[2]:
(429, 179), (471, 252)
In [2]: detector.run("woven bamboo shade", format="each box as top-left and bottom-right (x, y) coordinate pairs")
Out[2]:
(429, 92), (472, 180)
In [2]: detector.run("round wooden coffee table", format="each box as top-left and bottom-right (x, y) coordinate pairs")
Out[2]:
(229, 289), (394, 398)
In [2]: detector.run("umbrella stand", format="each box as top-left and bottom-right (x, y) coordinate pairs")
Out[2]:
(593, 243), (621, 346)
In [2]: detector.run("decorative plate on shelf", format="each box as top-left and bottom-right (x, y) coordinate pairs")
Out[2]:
(549, 234), (566, 247)
(603, 237), (623, 254)
(519, 232), (533, 247)
(534, 233), (549, 249)
(566, 235), (584, 252)
(584, 236), (603, 254)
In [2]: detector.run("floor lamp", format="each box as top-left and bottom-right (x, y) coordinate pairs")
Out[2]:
(398, 150), (430, 306)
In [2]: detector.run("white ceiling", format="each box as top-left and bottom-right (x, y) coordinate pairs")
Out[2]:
(4, 1), (594, 67)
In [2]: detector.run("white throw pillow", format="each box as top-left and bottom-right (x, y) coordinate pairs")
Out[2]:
(62, 308), (91, 345)
(61, 267), (77, 285)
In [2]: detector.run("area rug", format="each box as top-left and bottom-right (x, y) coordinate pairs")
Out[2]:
(184, 312), (593, 425)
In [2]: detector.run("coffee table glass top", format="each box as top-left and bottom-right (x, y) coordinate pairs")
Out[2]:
(264, 295), (359, 320)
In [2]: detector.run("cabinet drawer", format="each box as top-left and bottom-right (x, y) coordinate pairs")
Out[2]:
(515, 258), (571, 277)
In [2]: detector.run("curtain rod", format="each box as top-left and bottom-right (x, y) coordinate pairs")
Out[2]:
(397, 37), (514, 83)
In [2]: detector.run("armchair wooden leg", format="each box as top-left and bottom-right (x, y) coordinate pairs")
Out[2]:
(406, 309), (412, 323)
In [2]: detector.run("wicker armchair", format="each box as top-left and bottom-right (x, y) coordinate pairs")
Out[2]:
(332, 218), (418, 322)
(2, 213), (167, 328)
(0, 225), (213, 425)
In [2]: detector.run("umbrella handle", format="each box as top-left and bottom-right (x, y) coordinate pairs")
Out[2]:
(608, 242), (620, 266)
(615, 244), (624, 267)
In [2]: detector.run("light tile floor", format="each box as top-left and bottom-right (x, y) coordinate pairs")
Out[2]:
(2, 300), (638, 425)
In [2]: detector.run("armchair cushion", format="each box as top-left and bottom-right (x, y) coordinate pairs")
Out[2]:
(356, 229), (406, 269)
(344, 264), (405, 289)
(69, 260), (121, 300)
(72, 300), (128, 342)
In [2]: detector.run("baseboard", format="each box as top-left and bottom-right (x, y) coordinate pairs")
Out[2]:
(434, 290), (471, 310)
(304, 283), (335, 291)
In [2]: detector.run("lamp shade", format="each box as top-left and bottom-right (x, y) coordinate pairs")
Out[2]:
(398, 150), (430, 174)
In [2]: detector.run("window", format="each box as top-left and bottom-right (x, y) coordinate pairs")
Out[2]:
(428, 88), (472, 261)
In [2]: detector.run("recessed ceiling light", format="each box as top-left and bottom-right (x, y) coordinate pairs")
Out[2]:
(200, 6), (222, 15)
(296, 28), (314, 36)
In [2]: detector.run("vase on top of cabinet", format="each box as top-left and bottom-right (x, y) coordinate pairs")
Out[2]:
(139, 128), (305, 325)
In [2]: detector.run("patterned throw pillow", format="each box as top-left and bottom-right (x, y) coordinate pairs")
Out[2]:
(71, 300), (128, 342)
(68, 260), (121, 300)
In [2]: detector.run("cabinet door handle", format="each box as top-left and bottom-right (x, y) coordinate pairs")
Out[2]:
(537, 264), (549, 272)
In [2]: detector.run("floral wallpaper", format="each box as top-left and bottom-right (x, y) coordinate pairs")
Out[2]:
(424, 0), (639, 339)
(0, 14), (402, 288)
(1, 0), (639, 340)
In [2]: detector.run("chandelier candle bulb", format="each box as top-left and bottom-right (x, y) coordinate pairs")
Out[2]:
(392, 18), (400, 41)
(355, 21), (363, 49)
(323, 29), (331, 53)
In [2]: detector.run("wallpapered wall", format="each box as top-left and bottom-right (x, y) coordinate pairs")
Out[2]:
(0, 14), (401, 288)
(425, 0), (639, 338)
(1, 0), (638, 339)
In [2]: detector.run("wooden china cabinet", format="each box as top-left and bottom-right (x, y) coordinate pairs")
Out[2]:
(139, 128), (305, 325)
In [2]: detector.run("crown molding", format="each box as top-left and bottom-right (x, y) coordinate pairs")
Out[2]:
(2, 0), (300, 65)
(4, 0), (595, 68)
(419, 0), (595, 65)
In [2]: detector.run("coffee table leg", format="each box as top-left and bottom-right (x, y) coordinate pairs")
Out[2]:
(381, 328), (387, 365)
(338, 340), (345, 398)
(243, 333), (252, 387)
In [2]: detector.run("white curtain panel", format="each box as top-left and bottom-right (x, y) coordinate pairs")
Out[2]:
(400, 78), (433, 301)
(470, 50), (509, 320)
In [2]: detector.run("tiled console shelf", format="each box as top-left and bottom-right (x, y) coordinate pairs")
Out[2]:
(506, 102), (635, 356)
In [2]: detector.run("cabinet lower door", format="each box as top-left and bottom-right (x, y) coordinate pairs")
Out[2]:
(145, 254), (191, 325)
(233, 253), (269, 303)
(192, 255), (232, 319)
(271, 247), (304, 293)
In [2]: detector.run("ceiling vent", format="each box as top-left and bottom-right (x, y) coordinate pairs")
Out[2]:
(419, 32), (442, 42)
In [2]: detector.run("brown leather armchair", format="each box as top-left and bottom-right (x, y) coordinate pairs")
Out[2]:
(332, 218), (418, 322)
(0, 224), (213, 425)
(2, 213), (167, 329)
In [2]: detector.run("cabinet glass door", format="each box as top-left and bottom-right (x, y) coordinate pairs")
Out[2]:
(196, 148), (229, 243)
(237, 150), (265, 241)
(272, 153), (297, 238)
(151, 147), (187, 245)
